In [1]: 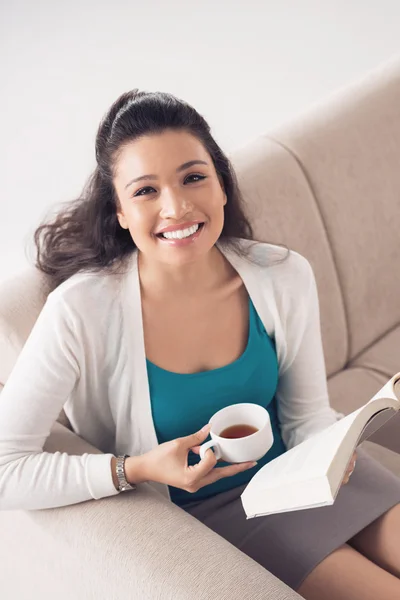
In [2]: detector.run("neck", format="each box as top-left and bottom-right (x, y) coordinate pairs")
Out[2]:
(137, 244), (234, 298)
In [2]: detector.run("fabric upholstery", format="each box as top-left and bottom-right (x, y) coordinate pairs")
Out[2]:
(268, 57), (400, 361)
(0, 422), (301, 600)
(231, 136), (347, 377)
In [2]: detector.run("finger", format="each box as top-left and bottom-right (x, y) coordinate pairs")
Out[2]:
(198, 461), (257, 487)
(345, 457), (356, 476)
(344, 466), (354, 480)
(181, 424), (211, 449)
(187, 446), (218, 480)
(191, 446), (224, 462)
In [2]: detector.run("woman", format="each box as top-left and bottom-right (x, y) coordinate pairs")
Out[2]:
(0, 89), (399, 599)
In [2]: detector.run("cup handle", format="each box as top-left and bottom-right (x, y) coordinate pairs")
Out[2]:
(199, 439), (222, 461)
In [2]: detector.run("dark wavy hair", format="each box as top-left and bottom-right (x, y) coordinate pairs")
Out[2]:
(32, 89), (289, 290)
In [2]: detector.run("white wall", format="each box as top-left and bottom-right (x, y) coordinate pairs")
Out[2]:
(1, 0), (400, 283)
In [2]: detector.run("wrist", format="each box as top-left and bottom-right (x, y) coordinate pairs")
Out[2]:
(125, 454), (148, 485)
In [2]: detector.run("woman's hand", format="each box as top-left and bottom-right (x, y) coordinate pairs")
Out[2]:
(341, 451), (357, 486)
(129, 423), (257, 493)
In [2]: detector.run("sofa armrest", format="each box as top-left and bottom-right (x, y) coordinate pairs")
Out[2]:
(0, 422), (301, 600)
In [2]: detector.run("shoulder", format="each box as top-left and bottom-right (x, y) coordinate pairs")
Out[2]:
(46, 266), (124, 317)
(232, 238), (314, 293)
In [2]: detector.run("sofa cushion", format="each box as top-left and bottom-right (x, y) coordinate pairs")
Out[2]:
(349, 323), (400, 377)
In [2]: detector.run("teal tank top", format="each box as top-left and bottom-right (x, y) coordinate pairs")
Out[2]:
(146, 296), (287, 506)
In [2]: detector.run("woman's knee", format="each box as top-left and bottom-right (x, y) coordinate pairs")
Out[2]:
(348, 503), (400, 579)
(297, 543), (400, 600)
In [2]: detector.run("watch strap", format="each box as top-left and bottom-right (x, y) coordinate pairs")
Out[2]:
(116, 454), (136, 492)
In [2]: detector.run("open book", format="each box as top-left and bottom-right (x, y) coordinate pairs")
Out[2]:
(240, 372), (400, 519)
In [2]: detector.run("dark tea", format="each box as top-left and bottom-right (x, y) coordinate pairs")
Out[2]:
(219, 424), (259, 439)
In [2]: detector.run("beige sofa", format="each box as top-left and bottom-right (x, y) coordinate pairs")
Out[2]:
(1, 56), (400, 599)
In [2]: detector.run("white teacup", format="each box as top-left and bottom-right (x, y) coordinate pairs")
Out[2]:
(199, 403), (274, 463)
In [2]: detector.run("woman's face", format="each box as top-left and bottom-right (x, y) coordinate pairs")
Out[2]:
(113, 129), (227, 267)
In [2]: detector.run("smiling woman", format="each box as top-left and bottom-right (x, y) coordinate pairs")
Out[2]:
(32, 89), (289, 291)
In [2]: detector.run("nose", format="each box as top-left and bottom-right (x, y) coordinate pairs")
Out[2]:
(159, 188), (192, 220)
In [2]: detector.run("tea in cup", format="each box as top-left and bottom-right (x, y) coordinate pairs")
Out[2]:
(199, 403), (273, 463)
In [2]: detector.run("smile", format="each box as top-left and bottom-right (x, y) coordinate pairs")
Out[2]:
(156, 223), (205, 245)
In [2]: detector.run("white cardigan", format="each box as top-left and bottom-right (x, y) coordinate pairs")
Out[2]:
(0, 239), (341, 510)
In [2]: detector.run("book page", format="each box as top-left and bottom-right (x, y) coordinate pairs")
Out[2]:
(358, 408), (398, 443)
(367, 373), (400, 405)
(246, 411), (361, 490)
(393, 377), (400, 401)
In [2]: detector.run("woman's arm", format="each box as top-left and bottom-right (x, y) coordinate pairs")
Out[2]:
(276, 255), (340, 450)
(0, 291), (119, 510)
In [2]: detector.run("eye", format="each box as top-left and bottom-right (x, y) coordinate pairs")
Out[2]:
(133, 186), (155, 197)
(132, 174), (207, 198)
(184, 173), (207, 184)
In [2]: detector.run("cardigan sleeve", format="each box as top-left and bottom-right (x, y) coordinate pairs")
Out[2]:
(0, 291), (119, 511)
(275, 255), (341, 450)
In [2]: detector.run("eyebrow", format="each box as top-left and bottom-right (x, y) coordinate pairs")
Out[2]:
(124, 160), (209, 190)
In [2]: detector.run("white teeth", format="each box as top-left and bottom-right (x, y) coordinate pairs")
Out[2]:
(162, 224), (200, 240)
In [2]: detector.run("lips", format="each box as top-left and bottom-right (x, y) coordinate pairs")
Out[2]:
(155, 221), (204, 239)
(156, 222), (205, 245)
(154, 221), (204, 235)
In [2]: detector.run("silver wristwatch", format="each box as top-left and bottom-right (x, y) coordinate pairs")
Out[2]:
(116, 454), (136, 492)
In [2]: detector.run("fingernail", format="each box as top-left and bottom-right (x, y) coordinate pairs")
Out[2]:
(201, 424), (211, 432)
(249, 461), (258, 467)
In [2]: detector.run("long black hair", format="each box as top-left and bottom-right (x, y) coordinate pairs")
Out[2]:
(33, 89), (289, 289)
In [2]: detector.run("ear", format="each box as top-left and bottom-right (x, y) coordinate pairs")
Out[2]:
(116, 210), (129, 230)
(217, 174), (227, 205)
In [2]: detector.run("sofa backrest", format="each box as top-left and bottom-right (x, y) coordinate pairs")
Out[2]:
(231, 56), (400, 374)
(0, 267), (51, 385)
(230, 136), (347, 378)
(0, 268), (72, 427)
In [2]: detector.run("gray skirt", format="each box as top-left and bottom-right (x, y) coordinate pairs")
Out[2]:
(181, 446), (400, 591)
